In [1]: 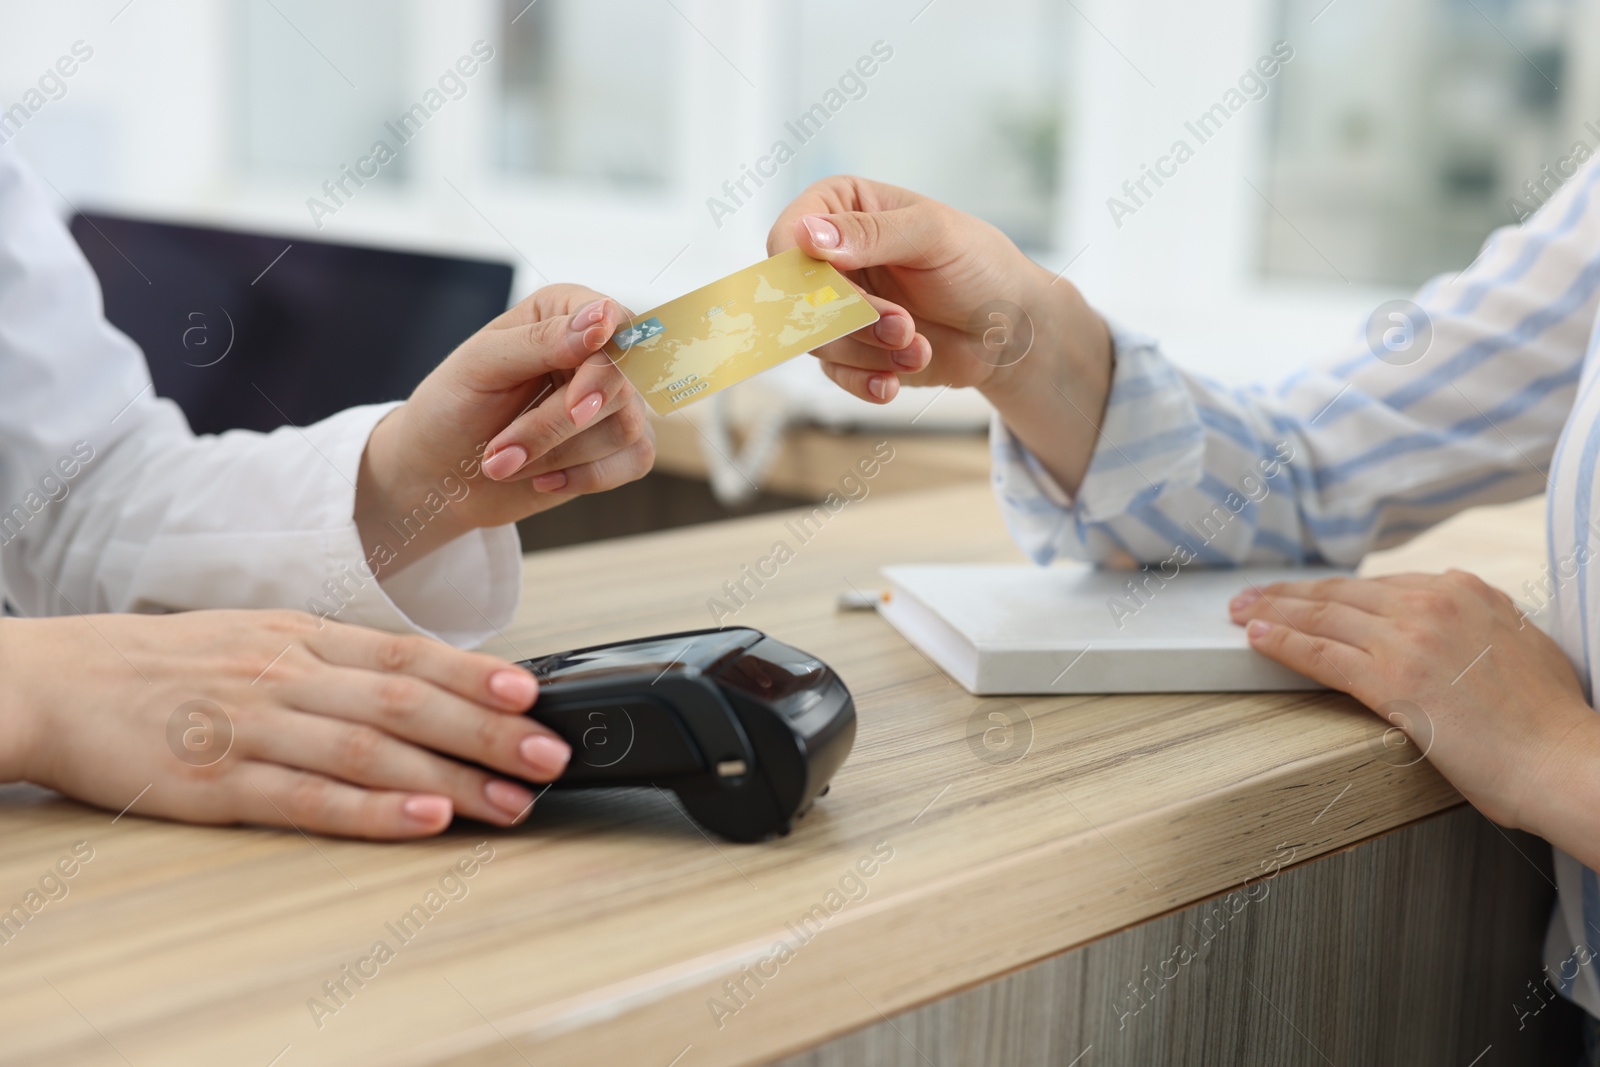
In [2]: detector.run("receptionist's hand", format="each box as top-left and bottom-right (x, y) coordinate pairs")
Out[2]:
(767, 176), (1113, 496)
(1230, 570), (1600, 871)
(765, 175), (1103, 398)
(0, 610), (571, 839)
(356, 283), (655, 570)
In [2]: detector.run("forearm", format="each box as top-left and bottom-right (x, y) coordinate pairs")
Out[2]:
(978, 271), (1113, 499)
(14, 402), (382, 615)
(0, 618), (44, 784)
(9, 401), (519, 645)
(1521, 708), (1600, 872)
(988, 325), (1565, 573)
(983, 173), (1598, 572)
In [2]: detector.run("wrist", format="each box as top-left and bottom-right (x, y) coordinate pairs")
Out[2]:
(355, 406), (474, 572)
(981, 267), (1110, 404)
(1513, 701), (1600, 857)
(0, 617), (49, 784)
(976, 267), (1113, 496)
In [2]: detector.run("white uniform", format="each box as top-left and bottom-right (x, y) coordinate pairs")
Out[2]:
(0, 146), (520, 648)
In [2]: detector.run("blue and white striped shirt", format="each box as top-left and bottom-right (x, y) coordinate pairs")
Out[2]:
(992, 156), (1600, 1018)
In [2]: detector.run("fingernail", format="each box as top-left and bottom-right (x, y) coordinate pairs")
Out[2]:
(802, 215), (841, 250)
(868, 375), (891, 400)
(1246, 619), (1272, 640)
(570, 391), (604, 427)
(520, 734), (571, 778)
(482, 445), (527, 481)
(891, 348), (923, 370)
(484, 779), (535, 819)
(1231, 589), (1262, 611)
(571, 299), (608, 329)
(532, 470), (568, 492)
(402, 795), (452, 825)
(581, 323), (611, 350)
(874, 316), (911, 347)
(489, 668), (537, 707)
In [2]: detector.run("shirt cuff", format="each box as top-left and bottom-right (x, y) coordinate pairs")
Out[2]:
(300, 403), (524, 648)
(990, 322), (1206, 524)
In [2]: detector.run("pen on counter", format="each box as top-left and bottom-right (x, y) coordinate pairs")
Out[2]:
(836, 588), (890, 612)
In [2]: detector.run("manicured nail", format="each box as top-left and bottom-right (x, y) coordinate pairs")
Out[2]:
(1231, 589), (1262, 611)
(868, 375), (891, 400)
(520, 734), (571, 778)
(570, 391), (604, 427)
(484, 779), (535, 819)
(581, 324), (611, 350)
(481, 445), (527, 481)
(891, 348), (923, 370)
(402, 795), (452, 825)
(531, 470), (568, 492)
(571, 299), (608, 329)
(488, 669), (537, 707)
(1246, 619), (1272, 640)
(874, 316), (911, 347)
(802, 215), (841, 250)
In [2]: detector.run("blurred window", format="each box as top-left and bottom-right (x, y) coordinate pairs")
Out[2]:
(497, 0), (677, 187)
(787, 0), (1070, 251)
(238, 0), (408, 181)
(1261, 0), (1586, 285)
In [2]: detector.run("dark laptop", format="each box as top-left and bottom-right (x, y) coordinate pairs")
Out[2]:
(69, 213), (514, 435)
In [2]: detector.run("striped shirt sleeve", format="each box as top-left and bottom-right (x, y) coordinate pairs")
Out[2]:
(993, 157), (1600, 569)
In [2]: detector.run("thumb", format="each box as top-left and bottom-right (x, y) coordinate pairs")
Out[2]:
(793, 204), (952, 272)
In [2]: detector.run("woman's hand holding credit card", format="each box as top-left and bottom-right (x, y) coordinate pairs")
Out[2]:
(763, 175), (1076, 403)
(358, 246), (888, 574)
(765, 174), (1114, 498)
(355, 283), (655, 568)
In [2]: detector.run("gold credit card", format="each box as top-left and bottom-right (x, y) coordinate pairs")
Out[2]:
(606, 247), (879, 415)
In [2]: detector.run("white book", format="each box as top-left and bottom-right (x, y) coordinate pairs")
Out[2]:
(878, 563), (1352, 695)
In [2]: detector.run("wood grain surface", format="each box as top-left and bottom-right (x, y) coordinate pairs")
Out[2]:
(0, 482), (1547, 1066)
(772, 806), (1566, 1067)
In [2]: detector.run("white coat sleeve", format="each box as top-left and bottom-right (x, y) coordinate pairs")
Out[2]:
(0, 146), (521, 648)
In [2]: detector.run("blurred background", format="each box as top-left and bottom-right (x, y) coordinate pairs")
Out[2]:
(4, 0), (1598, 538)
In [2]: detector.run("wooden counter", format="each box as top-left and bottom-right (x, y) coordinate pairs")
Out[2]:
(0, 485), (1556, 1066)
